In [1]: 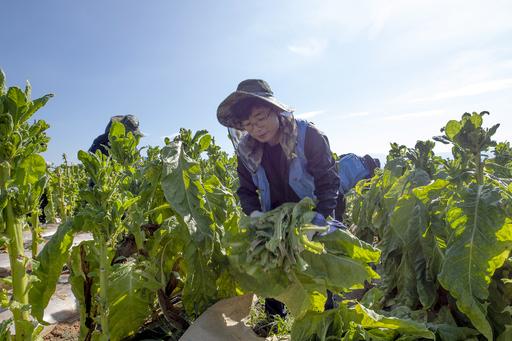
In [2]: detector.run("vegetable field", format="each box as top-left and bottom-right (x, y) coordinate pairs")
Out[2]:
(1, 71), (511, 341)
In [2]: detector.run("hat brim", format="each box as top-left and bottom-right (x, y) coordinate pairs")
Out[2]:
(133, 130), (145, 137)
(217, 91), (292, 129)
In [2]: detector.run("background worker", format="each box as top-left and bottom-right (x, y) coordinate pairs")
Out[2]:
(89, 114), (144, 155)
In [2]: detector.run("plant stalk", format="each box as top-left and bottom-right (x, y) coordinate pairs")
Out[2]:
(476, 151), (484, 185)
(57, 168), (67, 221)
(5, 205), (33, 340)
(31, 209), (40, 259)
(1, 163), (33, 340)
(98, 233), (110, 340)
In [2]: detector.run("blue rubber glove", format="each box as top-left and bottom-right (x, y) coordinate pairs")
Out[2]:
(311, 213), (328, 226)
(318, 220), (347, 237)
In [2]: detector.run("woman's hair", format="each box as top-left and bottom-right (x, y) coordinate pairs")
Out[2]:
(233, 97), (274, 122)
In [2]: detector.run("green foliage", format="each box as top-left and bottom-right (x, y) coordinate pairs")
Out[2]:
(348, 111), (512, 340)
(227, 198), (380, 318)
(108, 121), (141, 166)
(246, 297), (294, 338)
(291, 301), (435, 341)
(160, 130), (239, 317)
(438, 185), (512, 340)
(487, 260), (512, 340)
(9, 93), (510, 341)
(68, 240), (101, 341)
(0, 318), (12, 341)
(29, 220), (75, 322)
(44, 154), (87, 223)
(35, 126), (240, 339)
(107, 260), (162, 340)
(439, 111), (498, 155)
(487, 142), (512, 179)
(0, 69), (52, 339)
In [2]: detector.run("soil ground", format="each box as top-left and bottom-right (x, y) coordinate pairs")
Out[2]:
(43, 320), (80, 341)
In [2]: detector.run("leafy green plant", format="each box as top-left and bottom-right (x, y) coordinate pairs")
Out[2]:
(0, 318), (13, 341)
(31, 126), (242, 339)
(348, 112), (512, 340)
(487, 142), (512, 180)
(160, 129), (240, 317)
(0, 69), (52, 340)
(44, 154), (87, 223)
(292, 300), (436, 341)
(30, 122), (151, 340)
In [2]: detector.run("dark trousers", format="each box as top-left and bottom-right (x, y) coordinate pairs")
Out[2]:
(264, 298), (286, 317)
(324, 290), (335, 310)
(39, 192), (48, 223)
(334, 194), (346, 221)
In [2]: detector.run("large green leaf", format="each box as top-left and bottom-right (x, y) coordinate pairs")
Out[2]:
(160, 141), (214, 242)
(18, 94), (53, 125)
(431, 324), (480, 341)
(342, 303), (435, 339)
(181, 241), (219, 317)
(301, 251), (379, 292)
(414, 179), (450, 280)
(6, 87), (27, 123)
(228, 257), (290, 298)
(275, 274), (327, 318)
(445, 120), (462, 140)
(317, 228), (380, 263)
(29, 220), (75, 322)
(202, 174), (237, 227)
(15, 154), (46, 186)
(291, 309), (341, 341)
(292, 302), (435, 340)
(438, 184), (512, 340)
(388, 195), (433, 308)
(107, 260), (162, 340)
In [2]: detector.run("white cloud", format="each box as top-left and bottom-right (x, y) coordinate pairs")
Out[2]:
(326, 111), (370, 120)
(388, 48), (512, 108)
(295, 110), (324, 119)
(383, 109), (447, 121)
(407, 79), (512, 103)
(344, 112), (370, 118)
(301, 1), (512, 58)
(288, 39), (327, 57)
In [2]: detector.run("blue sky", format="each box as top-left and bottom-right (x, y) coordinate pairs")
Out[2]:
(1, 0), (511, 164)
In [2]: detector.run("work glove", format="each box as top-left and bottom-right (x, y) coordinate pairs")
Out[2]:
(248, 210), (264, 229)
(318, 220), (347, 237)
(307, 216), (348, 240)
(311, 212), (328, 226)
(306, 213), (328, 240)
(250, 210), (264, 218)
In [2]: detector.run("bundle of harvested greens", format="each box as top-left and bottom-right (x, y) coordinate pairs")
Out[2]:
(226, 198), (380, 318)
(245, 199), (328, 276)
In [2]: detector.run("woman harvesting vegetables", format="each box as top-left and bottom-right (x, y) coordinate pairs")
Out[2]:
(216, 79), (342, 317)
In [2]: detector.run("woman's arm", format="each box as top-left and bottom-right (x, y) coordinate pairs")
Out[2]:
(236, 157), (262, 215)
(304, 124), (340, 218)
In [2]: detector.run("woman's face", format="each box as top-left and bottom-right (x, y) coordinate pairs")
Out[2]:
(241, 105), (280, 144)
